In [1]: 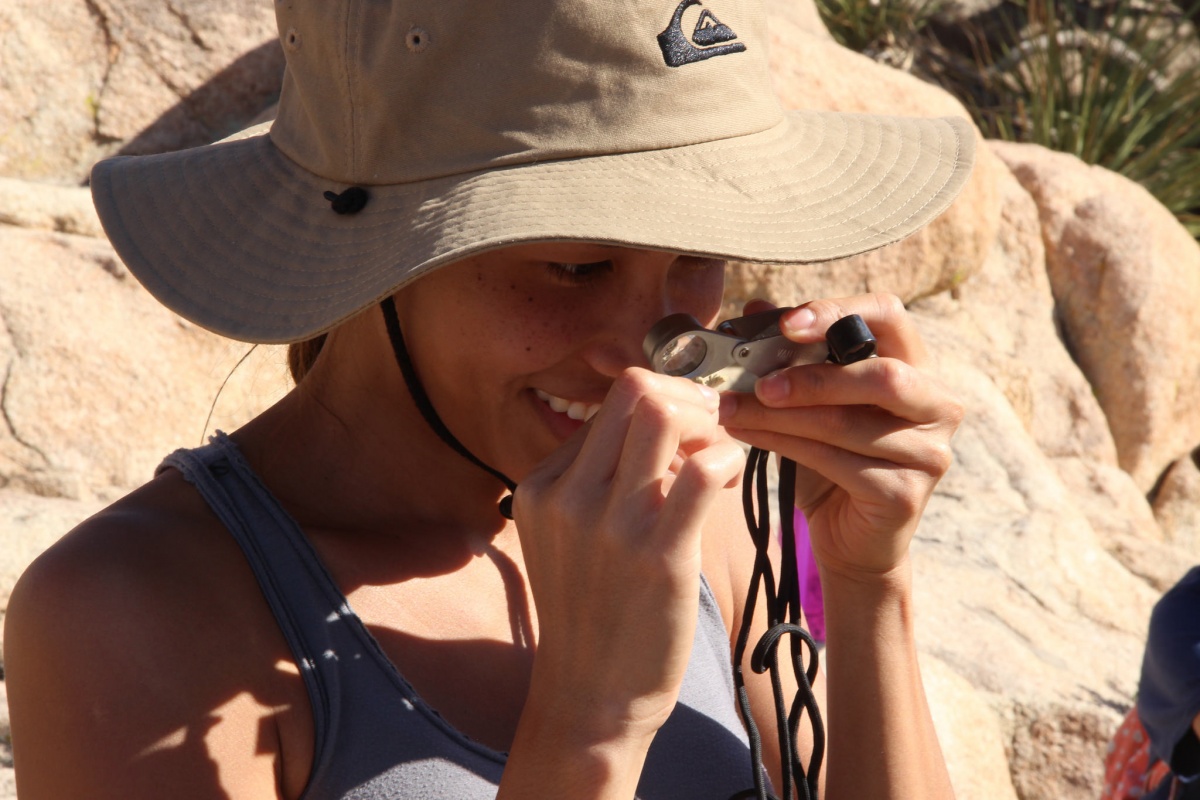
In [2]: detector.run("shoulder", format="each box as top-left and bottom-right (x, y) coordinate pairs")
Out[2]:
(5, 468), (301, 799)
(8, 467), (251, 639)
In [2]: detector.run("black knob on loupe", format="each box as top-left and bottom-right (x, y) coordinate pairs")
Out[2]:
(826, 314), (877, 365)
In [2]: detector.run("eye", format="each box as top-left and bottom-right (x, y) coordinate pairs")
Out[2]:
(547, 260), (614, 284)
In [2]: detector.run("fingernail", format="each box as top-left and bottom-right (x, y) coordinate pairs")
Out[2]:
(782, 307), (816, 336)
(697, 384), (720, 412)
(718, 392), (738, 424)
(757, 371), (789, 404)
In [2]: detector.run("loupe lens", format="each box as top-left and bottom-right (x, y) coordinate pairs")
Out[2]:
(659, 334), (707, 376)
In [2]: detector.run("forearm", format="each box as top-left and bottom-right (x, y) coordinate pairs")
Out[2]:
(497, 687), (656, 800)
(819, 557), (953, 800)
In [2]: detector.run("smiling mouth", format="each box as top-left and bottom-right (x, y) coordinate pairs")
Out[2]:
(534, 389), (602, 422)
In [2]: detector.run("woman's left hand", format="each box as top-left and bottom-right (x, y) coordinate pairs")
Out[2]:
(718, 293), (963, 581)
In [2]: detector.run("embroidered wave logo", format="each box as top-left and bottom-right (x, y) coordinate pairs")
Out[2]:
(658, 0), (747, 67)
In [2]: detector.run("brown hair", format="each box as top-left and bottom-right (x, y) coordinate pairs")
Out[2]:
(287, 333), (327, 384)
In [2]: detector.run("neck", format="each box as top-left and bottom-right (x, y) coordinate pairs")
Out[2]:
(232, 310), (512, 543)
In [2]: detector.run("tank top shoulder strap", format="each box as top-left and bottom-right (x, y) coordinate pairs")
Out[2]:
(159, 432), (347, 783)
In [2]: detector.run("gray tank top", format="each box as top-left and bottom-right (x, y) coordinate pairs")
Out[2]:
(162, 433), (757, 799)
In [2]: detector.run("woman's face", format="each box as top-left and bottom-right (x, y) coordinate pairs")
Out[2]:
(393, 243), (726, 481)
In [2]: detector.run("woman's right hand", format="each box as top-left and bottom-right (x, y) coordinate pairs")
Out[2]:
(506, 368), (743, 780)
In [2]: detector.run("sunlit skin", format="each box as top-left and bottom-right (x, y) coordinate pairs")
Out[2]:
(5, 242), (961, 800)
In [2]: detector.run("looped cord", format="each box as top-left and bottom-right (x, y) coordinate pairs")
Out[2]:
(750, 623), (817, 676)
(380, 297), (517, 518)
(728, 448), (825, 800)
(323, 186), (370, 215)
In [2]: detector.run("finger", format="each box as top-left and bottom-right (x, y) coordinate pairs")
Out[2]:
(741, 298), (778, 316)
(610, 391), (727, 504)
(656, 440), (747, 552)
(573, 369), (718, 482)
(724, 403), (954, 469)
(724, 430), (936, 524)
(727, 358), (958, 425)
(779, 293), (927, 367)
(726, 417), (954, 486)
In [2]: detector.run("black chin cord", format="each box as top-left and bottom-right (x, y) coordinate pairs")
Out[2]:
(380, 297), (517, 518)
(730, 448), (825, 800)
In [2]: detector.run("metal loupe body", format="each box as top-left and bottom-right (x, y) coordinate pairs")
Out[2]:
(643, 308), (877, 393)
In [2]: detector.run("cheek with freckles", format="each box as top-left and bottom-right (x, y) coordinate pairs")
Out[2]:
(456, 269), (601, 368)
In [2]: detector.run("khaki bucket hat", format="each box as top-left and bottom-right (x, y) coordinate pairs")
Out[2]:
(91, 0), (976, 345)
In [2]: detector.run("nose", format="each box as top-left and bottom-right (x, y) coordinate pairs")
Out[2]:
(581, 296), (666, 379)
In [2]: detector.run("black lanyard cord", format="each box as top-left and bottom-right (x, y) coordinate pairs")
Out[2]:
(730, 447), (825, 800)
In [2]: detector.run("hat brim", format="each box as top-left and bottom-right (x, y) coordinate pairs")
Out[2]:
(91, 110), (975, 344)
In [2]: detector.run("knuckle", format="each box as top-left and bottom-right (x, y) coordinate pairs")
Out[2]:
(634, 393), (678, 428)
(870, 357), (914, 400)
(944, 394), (966, 428)
(883, 470), (929, 517)
(924, 439), (956, 476)
(688, 452), (729, 486)
(870, 291), (906, 320)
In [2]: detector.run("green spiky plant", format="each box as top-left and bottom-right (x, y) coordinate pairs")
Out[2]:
(815, 0), (1200, 238)
(815, 0), (948, 66)
(972, 0), (1200, 236)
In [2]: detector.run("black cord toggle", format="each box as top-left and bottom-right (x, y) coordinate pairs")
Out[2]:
(323, 186), (370, 215)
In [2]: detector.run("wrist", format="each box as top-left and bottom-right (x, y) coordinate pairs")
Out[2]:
(524, 652), (670, 746)
(818, 553), (914, 597)
(818, 556), (917, 646)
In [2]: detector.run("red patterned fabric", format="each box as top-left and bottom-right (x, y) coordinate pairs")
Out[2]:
(1104, 707), (1173, 799)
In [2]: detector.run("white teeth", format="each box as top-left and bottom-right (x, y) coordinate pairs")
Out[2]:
(535, 389), (601, 421)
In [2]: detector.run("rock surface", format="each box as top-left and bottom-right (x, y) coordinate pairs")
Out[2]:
(0, 0), (280, 185)
(1152, 448), (1200, 552)
(990, 141), (1200, 495)
(3, 1), (1198, 799)
(0, 179), (103, 238)
(0, 225), (289, 502)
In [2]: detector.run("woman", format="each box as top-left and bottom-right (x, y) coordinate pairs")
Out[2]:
(4, 0), (975, 797)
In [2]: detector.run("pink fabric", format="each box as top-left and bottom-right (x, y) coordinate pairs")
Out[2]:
(794, 509), (825, 643)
